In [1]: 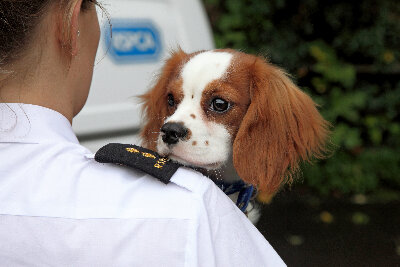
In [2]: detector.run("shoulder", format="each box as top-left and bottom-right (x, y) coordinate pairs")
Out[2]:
(84, 142), (233, 214)
(63, 142), (228, 219)
(1, 140), (225, 220)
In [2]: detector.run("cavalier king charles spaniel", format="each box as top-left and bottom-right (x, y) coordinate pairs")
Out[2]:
(140, 49), (329, 221)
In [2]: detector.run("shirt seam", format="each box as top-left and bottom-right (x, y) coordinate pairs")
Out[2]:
(0, 213), (193, 221)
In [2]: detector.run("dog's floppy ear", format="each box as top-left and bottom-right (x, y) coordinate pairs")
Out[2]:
(233, 57), (330, 194)
(140, 49), (188, 150)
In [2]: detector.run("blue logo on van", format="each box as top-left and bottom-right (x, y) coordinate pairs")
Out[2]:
(105, 20), (162, 63)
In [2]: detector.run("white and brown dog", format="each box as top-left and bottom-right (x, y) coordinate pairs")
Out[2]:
(140, 49), (329, 221)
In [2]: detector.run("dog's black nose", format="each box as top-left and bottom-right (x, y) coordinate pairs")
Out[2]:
(161, 122), (188, 145)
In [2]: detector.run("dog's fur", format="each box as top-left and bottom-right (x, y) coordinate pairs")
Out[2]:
(140, 49), (329, 196)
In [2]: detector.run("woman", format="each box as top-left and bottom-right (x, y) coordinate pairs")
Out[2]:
(0, 0), (285, 265)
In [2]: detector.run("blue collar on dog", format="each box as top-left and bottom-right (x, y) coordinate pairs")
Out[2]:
(213, 180), (256, 212)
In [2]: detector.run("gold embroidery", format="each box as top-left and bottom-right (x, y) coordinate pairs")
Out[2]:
(154, 157), (169, 169)
(154, 163), (163, 169)
(142, 152), (156, 159)
(125, 146), (170, 169)
(126, 147), (140, 153)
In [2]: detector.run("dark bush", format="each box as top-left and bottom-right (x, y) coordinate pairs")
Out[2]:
(203, 0), (400, 198)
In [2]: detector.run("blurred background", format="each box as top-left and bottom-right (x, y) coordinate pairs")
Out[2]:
(201, 0), (399, 265)
(75, 0), (399, 265)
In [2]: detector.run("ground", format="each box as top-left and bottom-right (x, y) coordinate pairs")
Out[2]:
(257, 188), (400, 266)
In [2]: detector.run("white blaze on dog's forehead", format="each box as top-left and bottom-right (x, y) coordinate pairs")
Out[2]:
(166, 51), (233, 123)
(181, 51), (233, 96)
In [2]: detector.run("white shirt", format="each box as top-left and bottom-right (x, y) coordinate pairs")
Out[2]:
(0, 103), (285, 267)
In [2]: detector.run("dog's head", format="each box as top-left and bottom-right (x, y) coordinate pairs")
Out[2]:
(140, 49), (329, 193)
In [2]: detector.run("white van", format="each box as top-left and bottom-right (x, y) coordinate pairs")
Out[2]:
(73, 0), (214, 152)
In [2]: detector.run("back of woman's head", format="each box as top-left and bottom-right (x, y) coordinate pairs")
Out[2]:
(0, 0), (97, 77)
(0, 0), (51, 69)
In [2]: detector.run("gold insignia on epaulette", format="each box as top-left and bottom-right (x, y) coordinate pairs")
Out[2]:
(154, 157), (169, 169)
(142, 152), (156, 159)
(96, 143), (181, 184)
(126, 147), (140, 153)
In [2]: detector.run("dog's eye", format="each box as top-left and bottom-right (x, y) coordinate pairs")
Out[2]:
(167, 94), (175, 107)
(210, 98), (230, 113)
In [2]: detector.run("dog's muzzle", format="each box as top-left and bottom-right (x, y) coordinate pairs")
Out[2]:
(161, 122), (188, 145)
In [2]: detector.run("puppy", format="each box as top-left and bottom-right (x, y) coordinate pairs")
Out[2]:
(140, 49), (329, 220)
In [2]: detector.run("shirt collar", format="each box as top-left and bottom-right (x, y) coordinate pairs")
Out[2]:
(0, 103), (79, 144)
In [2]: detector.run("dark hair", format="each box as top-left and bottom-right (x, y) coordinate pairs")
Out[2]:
(0, 0), (97, 72)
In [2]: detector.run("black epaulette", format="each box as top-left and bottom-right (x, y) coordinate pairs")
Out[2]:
(95, 143), (183, 184)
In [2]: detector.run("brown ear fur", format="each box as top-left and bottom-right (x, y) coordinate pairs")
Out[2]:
(233, 57), (330, 194)
(139, 49), (188, 150)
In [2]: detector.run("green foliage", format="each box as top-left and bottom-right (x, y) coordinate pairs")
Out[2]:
(203, 0), (400, 197)
(309, 41), (356, 89)
(302, 148), (400, 196)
